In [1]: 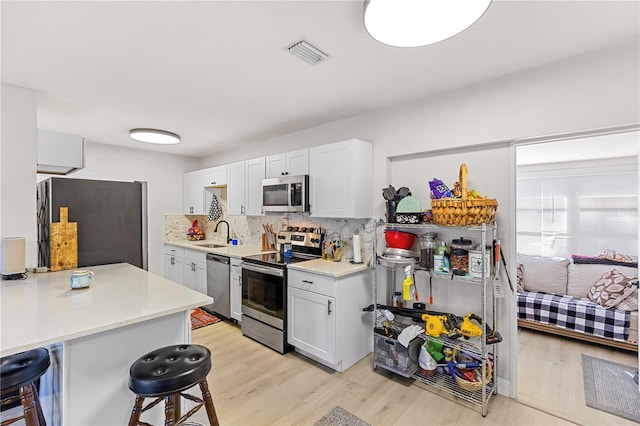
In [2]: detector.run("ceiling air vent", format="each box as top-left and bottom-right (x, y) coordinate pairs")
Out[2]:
(286, 39), (330, 65)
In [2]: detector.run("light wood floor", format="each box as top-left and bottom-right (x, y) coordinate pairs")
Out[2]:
(185, 320), (636, 426)
(516, 327), (638, 426)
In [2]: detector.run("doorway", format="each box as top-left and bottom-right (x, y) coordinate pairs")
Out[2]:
(514, 128), (639, 423)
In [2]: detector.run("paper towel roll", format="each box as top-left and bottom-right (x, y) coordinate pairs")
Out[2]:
(352, 232), (362, 263)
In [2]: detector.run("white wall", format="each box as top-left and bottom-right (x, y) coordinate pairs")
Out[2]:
(200, 40), (640, 392)
(1, 84), (38, 268)
(76, 142), (199, 275)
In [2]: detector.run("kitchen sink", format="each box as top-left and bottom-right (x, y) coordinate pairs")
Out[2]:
(193, 243), (227, 248)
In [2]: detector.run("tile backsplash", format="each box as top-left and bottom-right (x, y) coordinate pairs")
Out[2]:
(164, 188), (377, 263)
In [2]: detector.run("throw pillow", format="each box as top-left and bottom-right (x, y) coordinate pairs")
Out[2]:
(516, 263), (524, 293)
(616, 288), (638, 311)
(587, 269), (637, 308)
(517, 254), (569, 295)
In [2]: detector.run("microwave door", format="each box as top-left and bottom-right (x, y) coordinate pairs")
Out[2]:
(263, 183), (289, 207)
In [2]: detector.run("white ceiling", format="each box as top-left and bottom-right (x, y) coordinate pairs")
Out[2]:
(2, 1), (639, 158)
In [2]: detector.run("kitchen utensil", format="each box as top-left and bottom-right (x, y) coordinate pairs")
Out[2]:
(50, 207), (78, 271)
(382, 186), (396, 201)
(383, 247), (419, 258)
(396, 196), (422, 213)
(384, 230), (417, 250)
(378, 254), (416, 268)
(397, 187), (411, 199)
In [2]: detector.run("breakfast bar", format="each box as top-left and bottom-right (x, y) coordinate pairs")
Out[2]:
(0, 263), (212, 425)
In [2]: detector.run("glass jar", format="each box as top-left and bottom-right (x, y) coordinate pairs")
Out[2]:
(450, 237), (473, 276)
(419, 233), (438, 270)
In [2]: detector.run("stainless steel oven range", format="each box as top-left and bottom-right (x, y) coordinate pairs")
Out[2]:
(240, 228), (323, 353)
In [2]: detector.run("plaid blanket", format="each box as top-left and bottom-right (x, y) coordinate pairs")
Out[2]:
(517, 291), (630, 342)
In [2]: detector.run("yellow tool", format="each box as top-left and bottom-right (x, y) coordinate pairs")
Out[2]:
(421, 313), (461, 339)
(459, 314), (483, 338)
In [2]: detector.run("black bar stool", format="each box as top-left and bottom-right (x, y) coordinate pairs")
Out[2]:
(127, 344), (219, 426)
(0, 348), (51, 426)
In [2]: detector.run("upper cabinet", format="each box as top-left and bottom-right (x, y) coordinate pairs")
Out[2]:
(245, 157), (266, 216)
(266, 149), (309, 178)
(227, 157), (265, 216)
(309, 139), (372, 218)
(227, 161), (246, 215)
(184, 170), (205, 215)
(202, 165), (227, 187)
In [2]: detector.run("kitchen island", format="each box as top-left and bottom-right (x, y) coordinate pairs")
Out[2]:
(0, 263), (212, 425)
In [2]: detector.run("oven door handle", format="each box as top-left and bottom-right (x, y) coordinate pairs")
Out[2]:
(241, 262), (284, 278)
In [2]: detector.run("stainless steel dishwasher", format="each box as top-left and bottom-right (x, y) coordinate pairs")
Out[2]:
(204, 253), (230, 318)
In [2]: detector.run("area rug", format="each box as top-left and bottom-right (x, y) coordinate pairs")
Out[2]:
(582, 354), (640, 423)
(314, 406), (371, 426)
(190, 308), (221, 330)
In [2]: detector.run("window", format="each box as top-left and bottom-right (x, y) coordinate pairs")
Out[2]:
(516, 131), (638, 258)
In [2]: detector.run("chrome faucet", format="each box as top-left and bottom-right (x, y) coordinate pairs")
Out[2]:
(214, 220), (231, 244)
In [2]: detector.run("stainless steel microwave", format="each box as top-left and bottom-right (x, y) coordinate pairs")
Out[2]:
(261, 175), (309, 213)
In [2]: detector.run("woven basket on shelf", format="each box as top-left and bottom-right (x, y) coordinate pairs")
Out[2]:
(453, 349), (493, 392)
(430, 164), (498, 226)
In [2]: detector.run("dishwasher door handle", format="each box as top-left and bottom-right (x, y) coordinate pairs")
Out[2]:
(206, 254), (230, 264)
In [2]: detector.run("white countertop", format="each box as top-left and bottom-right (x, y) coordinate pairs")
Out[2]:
(165, 240), (371, 277)
(165, 240), (272, 258)
(0, 263), (212, 357)
(286, 258), (371, 278)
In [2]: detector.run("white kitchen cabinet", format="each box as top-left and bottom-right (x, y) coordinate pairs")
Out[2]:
(287, 268), (372, 372)
(245, 157), (266, 216)
(309, 139), (372, 218)
(230, 258), (242, 322)
(227, 161), (246, 215)
(164, 245), (184, 285)
(266, 149), (309, 178)
(202, 165), (227, 187)
(183, 170), (205, 214)
(227, 158), (265, 216)
(183, 249), (207, 295)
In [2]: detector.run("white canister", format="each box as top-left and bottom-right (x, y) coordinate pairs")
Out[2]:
(469, 248), (491, 278)
(70, 270), (94, 289)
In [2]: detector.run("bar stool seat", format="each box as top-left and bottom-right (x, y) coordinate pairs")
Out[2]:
(128, 344), (219, 426)
(1, 348), (50, 426)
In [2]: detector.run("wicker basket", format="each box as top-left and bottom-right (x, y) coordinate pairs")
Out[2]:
(453, 350), (493, 392)
(430, 164), (497, 226)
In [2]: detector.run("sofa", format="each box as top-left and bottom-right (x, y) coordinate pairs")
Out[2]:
(516, 253), (638, 351)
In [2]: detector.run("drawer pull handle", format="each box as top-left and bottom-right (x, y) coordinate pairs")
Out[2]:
(327, 300), (332, 315)
(302, 280), (314, 284)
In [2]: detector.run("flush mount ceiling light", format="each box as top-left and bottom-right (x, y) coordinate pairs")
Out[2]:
(363, 0), (492, 48)
(129, 128), (180, 145)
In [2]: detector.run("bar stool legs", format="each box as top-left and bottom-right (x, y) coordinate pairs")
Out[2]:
(1, 348), (51, 426)
(127, 345), (219, 426)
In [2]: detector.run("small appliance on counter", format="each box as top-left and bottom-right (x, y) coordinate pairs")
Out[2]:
(240, 227), (323, 354)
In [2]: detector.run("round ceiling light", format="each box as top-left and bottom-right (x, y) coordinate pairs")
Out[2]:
(363, 0), (492, 48)
(129, 128), (181, 145)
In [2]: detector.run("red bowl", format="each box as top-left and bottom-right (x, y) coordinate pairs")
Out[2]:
(385, 230), (417, 250)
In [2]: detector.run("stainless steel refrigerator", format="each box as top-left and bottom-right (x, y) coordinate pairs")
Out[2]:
(37, 178), (148, 270)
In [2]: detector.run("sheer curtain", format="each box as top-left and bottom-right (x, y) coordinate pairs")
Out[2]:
(516, 132), (638, 258)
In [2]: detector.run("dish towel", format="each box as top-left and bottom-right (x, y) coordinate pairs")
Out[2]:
(208, 194), (222, 222)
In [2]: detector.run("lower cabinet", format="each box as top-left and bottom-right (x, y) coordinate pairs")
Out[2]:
(287, 268), (372, 372)
(164, 245), (184, 285)
(183, 249), (207, 295)
(288, 286), (337, 363)
(230, 258), (242, 322)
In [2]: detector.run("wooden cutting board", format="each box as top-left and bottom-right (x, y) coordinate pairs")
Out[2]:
(50, 207), (78, 271)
